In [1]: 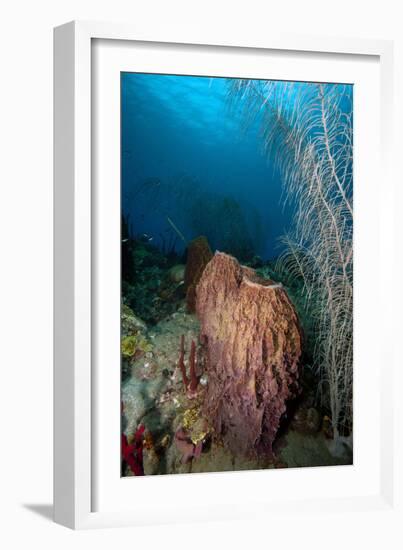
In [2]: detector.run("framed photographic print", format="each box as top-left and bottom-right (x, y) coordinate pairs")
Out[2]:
(54, 21), (396, 529)
(119, 73), (354, 474)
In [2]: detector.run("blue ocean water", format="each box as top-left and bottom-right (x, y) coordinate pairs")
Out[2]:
(121, 73), (351, 261)
(120, 73), (354, 474)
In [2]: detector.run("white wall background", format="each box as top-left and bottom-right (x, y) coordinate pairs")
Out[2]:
(0, 1), (401, 548)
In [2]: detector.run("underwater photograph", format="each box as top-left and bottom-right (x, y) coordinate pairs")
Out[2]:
(120, 72), (353, 476)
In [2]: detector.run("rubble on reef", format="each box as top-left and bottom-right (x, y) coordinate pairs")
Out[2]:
(196, 252), (303, 457)
(184, 236), (213, 312)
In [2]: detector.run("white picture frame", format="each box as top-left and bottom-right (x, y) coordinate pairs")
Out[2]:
(54, 20), (397, 530)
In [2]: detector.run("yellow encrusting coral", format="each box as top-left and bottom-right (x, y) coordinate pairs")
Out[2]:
(182, 407), (209, 445)
(121, 334), (152, 358)
(121, 304), (147, 335)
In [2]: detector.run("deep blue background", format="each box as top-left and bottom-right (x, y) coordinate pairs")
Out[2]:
(121, 73), (351, 260)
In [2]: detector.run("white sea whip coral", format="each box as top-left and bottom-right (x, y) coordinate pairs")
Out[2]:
(228, 79), (353, 443)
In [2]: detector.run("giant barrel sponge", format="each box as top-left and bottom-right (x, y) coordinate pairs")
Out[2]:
(196, 252), (302, 456)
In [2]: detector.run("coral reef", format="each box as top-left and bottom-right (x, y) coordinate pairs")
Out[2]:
(122, 238), (183, 324)
(178, 334), (189, 388)
(121, 424), (145, 476)
(120, 292), (350, 474)
(121, 380), (150, 439)
(174, 428), (203, 464)
(121, 304), (152, 378)
(196, 252), (302, 456)
(184, 236), (212, 312)
(177, 335), (199, 395)
(188, 340), (198, 393)
(121, 334), (152, 358)
(121, 304), (147, 335)
(173, 401), (210, 465)
(168, 264), (185, 283)
(291, 407), (321, 435)
(121, 303), (207, 471)
(142, 429), (160, 475)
